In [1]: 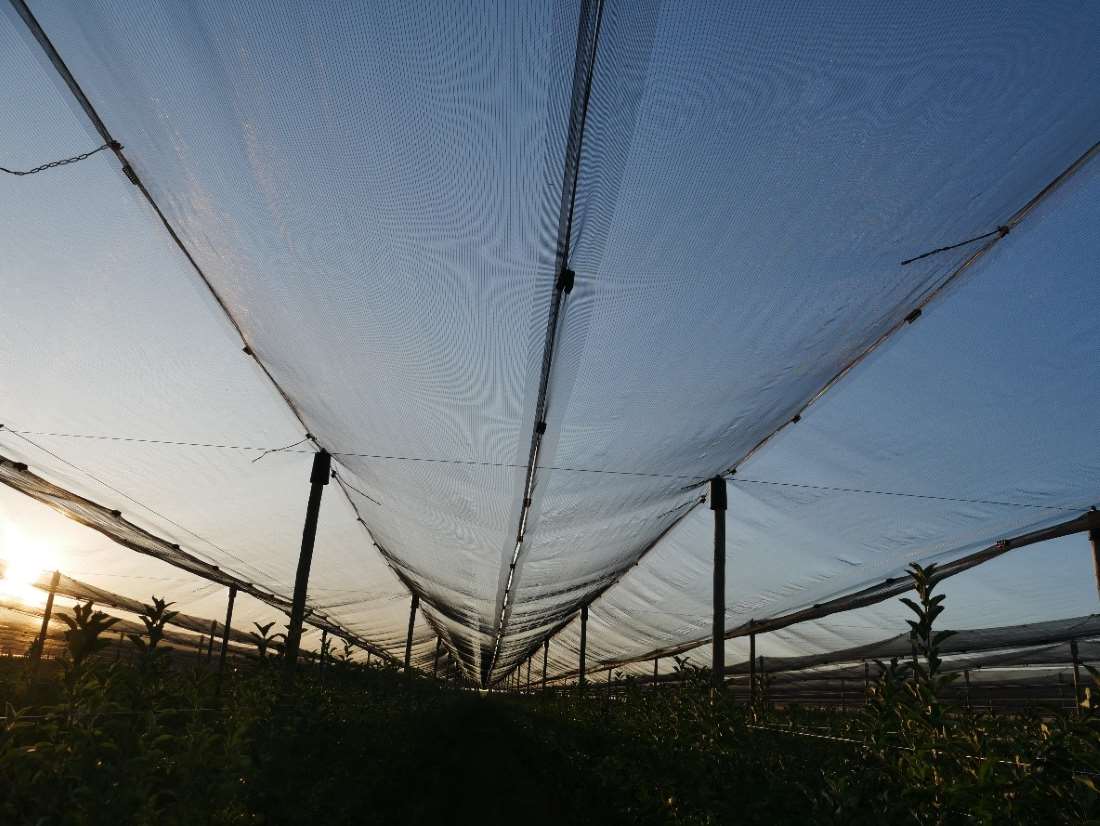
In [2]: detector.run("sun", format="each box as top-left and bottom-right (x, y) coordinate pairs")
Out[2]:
(0, 522), (55, 607)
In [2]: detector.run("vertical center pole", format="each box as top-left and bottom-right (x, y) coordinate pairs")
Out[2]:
(964, 669), (972, 712)
(433, 637), (442, 678)
(579, 604), (588, 692)
(653, 657), (658, 683)
(710, 477), (727, 690)
(29, 569), (60, 674)
(207, 620), (216, 660)
(749, 632), (757, 704)
(542, 638), (549, 690)
(404, 593), (419, 672)
(283, 450), (331, 685)
(526, 658), (532, 693)
(216, 584), (237, 693)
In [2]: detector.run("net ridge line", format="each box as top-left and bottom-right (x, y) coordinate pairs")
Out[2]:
(3, 428), (1093, 511)
(0, 450), (401, 664)
(544, 510), (1100, 682)
(536, 137), (1100, 681)
(485, 0), (606, 686)
(5, 0), (433, 653)
(0, 141), (115, 175)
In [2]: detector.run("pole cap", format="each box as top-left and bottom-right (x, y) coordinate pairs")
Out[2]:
(709, 476), (727, 510)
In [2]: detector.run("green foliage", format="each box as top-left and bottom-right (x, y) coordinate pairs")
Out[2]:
(57, 601), (120, 671)
(0, 569), (1096, 825)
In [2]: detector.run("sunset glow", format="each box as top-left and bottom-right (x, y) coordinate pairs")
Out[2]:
(0, 523), (55, 607)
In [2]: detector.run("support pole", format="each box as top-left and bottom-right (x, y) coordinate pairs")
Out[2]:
(964, 669), (972, 712)
(207, 620), (216, 660)
(542, 638), (549, 690)
(654, 657), (658, 683)
(283, 450), (331, 683)
(1071, 638), (1082, 717)
(710, 477), (727, 689)
(433, 637), (442, 678)
(29, 570), (60, 674)
(1091, 526), (1100, 601)
(579, 604), (588, 691)
(749, 631), (756, 704)
(404, 593), (419, 672)
(526, 658), (532, 693)
(217, 584), (237, 691)
(863, 660), (870, 701)
(758, 655), (765, 706)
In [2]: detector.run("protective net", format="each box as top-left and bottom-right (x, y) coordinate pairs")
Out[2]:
(0, 1), (1098, 685)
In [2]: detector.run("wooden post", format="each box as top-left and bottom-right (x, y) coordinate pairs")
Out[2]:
(283, 450), (331, 683)
(653, 657), (658, 683)
(579, 604), (588, 691)
(710, 477), (727, 689)
(217, 584), (237, 691)
(29, 570), (60, 674)
(749, 631), (756, 704)
(542, 638), (549, 690)
(1071, 638), (1082, 717)
(207, 620), (216, 660)
(433, 637), (442, 678)
(404, 593), (419, 672)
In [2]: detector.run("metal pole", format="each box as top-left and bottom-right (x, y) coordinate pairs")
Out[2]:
(758, 655), (765, 706)
(653, 657), (658, 683)
(526, 658), (532, 693)
(1071, 638), (1082, 717)
(1091, 526), (1100, 601)
(433, 637), (442, 678)
(217, 584), (237, 690)
(710, 477), (727, 689)
(749, 632), (756, 704)
(283, 450), (331, 683)
(579, 604), (588, 691)
(542, 638), (549, 690)
(206, 620), (216, 660)
(404, 593), (419, 672)
(29, 570), (60, 674)
(964, 669), (972, 712)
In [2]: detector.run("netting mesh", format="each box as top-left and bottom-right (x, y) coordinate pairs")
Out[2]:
(0, 1), (1098, 684)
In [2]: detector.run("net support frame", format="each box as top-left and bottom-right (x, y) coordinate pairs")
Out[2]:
(28, 569), (60, 674)
(711, 477), (727, 688)
(216, 583), (237, 692)
(282, 449), (331, 683)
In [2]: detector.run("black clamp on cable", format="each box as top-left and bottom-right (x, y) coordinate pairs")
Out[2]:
(556, 267), (575, 294)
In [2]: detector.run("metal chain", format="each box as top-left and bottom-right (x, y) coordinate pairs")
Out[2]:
(1, 142), (115, 176)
